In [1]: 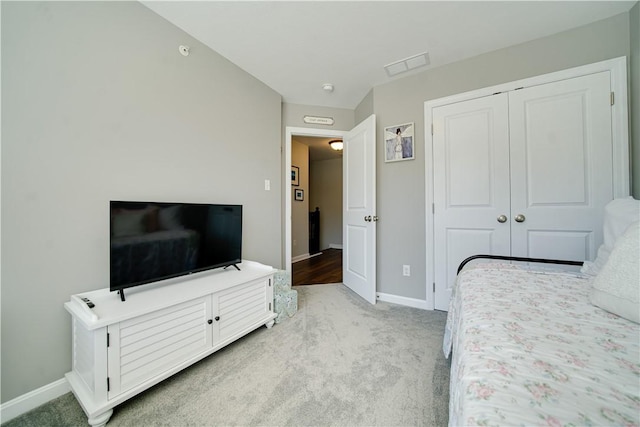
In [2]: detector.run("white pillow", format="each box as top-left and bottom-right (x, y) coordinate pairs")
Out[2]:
(589, 221), (640, 323)
(158, 205), (184, 230)
(112, 210), (147, 238)
(582, 197), (640, 276)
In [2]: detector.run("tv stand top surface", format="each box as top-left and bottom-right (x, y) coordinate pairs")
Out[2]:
(65, 260), (275, 330)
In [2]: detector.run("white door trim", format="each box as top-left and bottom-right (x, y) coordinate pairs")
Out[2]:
(424, 56), (629, 310)
(284, 127), (347, 274)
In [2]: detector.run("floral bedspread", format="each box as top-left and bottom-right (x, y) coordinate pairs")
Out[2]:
(443, 262), (640, 427)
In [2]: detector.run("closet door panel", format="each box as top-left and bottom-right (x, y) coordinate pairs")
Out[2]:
(432, 94), (511, 310)
(527, 230), (592, 261)
(509, 72), (612, 260)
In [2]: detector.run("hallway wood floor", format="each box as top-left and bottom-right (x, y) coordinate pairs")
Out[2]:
(292, 248), (342, 286)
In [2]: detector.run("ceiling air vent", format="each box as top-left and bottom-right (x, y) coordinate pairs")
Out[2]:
(384, 52), (430, 77)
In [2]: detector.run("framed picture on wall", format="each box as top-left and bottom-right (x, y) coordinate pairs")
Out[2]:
(294, 189), (304, 201)
(384, 122), (415, 162)
(291, 166), (300, 186)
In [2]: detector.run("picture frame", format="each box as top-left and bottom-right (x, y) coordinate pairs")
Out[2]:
(291, 166), (300, 186)
(294, 189), (304, 201)
(384, 122), (415, 162)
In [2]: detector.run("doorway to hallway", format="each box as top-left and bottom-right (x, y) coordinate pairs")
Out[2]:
(292, 248), (343, 286)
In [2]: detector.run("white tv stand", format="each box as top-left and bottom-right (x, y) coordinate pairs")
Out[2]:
(64, 261), (276, 427)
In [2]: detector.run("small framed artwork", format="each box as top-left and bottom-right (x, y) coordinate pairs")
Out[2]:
(294, 189), (304, 201)
(291, 166), (300, 186)
(384, 122), (415, 162)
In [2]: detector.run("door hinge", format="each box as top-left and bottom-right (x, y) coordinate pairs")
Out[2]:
(433, 282), (436, 293)
(107, 377), (110, 392)
(269, 278), (271, 287)
(107, 333), (110, 347)
(432, 203), (435, 214)
(610, 92), (614, 106)
(269, 302), (272, 311)
(431, 124), (434, 135)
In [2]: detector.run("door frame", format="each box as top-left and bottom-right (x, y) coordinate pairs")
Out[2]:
(424, 56), (629, 310)
(284, 127), (347, 274)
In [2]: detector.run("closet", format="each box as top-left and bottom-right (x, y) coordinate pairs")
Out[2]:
(428, 59), (629, 311)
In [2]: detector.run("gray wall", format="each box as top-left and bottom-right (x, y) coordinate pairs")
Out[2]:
(355, 89), (374, 124)
(631, 2), (640, 198)
(291, 140), (309, 258)
(372, 12), (632, 300)
(1, 1), (282, 403)
(310, 158), (343, 249)
(282, 103), (355, 132)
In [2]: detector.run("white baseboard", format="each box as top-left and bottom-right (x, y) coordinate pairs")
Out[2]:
(291, 253), (310, 263)
(0, 378), (70, 423)
(328, 244), (343, 249)
(292, 252), (324, 263)
(376, 292), (430, 310)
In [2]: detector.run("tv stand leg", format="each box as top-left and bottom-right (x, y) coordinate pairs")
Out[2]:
(224, 264), (241, 271)
(88, 409), (113, 427)
(119, 289), (126, 302)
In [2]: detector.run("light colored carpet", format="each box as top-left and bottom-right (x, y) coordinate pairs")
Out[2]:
(3, 284), (450, 427)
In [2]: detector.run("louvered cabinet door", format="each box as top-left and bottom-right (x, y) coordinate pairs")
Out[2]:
(215, 277), (271, 343)
(107, 296), (212, 398)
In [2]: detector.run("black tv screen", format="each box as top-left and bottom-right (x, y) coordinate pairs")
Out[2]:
(110, 201), (242, 298)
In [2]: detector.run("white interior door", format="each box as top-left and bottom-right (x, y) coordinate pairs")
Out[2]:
(432, 95), (511, 310)
(343, 115), (376, 304)
(509, 71), (613, 261)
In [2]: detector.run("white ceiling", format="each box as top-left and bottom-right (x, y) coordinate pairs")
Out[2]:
(142, 1), (635, 110)
(293, 135), (344, 161)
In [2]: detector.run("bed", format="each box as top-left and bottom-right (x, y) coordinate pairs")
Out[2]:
(110, 229), (200, 287)
(443, 199), (640, 427)
(110, 203), (200, 287)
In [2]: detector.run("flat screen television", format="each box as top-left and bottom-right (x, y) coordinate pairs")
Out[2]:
(110, 201), (242, 301)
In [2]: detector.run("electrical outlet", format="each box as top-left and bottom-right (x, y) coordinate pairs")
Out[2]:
(403, 265), (411, 276)
(264, 179), (271, 191)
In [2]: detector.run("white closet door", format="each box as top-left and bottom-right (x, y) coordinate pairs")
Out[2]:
(432, 94), (511, 310)
(509, 71), (613, 261)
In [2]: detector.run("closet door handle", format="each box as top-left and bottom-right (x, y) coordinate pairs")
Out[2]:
(497, 215), (507, 223)
(364, 215), (372, 222)
(514, 214), (526, 223)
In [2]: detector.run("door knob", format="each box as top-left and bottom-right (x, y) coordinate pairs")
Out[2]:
(497, 215), (507, 223)
(514, 214), (526, 223)
(364, 215), (372, 222)
(373, 216), (379, 222)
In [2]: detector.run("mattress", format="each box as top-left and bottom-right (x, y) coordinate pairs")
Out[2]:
(444, 262), (640, 426)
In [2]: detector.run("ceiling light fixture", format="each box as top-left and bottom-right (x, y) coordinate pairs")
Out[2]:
(329, 140), (343, 151)
(384, 52), (430, 77)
